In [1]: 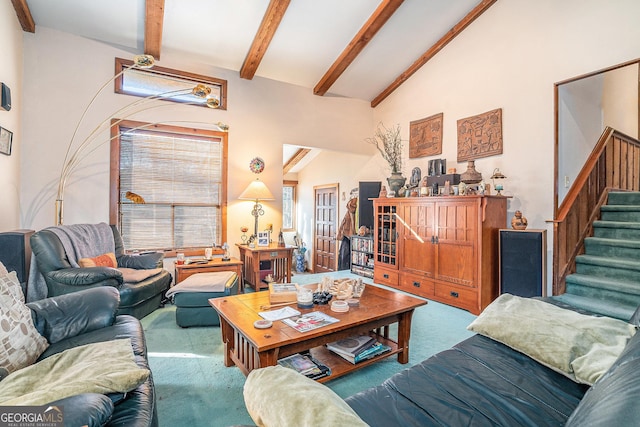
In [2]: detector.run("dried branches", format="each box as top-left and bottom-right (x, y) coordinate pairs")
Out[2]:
(365, 122), (403, 174)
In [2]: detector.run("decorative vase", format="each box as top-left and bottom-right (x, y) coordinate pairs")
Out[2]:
(295, 254), (306, 273)
(460, 160), (482, 184)
(387, 172), (406, 195)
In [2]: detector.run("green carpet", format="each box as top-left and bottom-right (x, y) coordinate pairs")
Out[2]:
(141, 271), (477, 427)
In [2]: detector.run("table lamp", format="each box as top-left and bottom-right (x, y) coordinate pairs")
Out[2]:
(239, 178), (275, 241)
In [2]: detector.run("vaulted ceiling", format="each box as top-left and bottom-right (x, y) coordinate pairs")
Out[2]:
(11, 0), (495, 107)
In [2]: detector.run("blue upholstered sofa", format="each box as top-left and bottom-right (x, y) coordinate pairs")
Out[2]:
(243, 296), (640, 427)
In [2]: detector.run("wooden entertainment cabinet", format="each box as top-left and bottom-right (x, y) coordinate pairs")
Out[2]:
(372, 196), (507, 315)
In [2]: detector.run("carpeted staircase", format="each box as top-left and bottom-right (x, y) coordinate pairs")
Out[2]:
(554, 191), (640, 320)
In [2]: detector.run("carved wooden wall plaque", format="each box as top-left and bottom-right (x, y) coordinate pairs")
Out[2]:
(409, 113), (443, 158)
(457, 108), (503, 161)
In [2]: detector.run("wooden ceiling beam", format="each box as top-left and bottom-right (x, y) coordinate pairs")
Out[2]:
(240, 0), (291, 80)
(144, 0), (165, 60)
(314, 0), (404, 96)
(283, 148), (311, 174)
(370, 0), (497, 108)
(11, 0), (35, 33)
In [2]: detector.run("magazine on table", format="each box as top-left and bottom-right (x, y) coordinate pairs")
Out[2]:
(325, 335), (376, 357)
(282, 311), (339, 332)
(259, 306), (301, 321)
(278, 352), (331, 380)
(327, 341), (392, 364)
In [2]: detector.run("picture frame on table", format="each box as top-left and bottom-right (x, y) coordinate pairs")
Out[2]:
(257, 231), (270, 247)
(0, 127), (12, 156)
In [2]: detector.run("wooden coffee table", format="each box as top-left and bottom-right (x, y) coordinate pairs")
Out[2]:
(209, 284), (427, 382)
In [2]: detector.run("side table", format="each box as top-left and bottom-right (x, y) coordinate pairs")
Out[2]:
(174, 257), (244, 292)
(235, 243), (294, 291)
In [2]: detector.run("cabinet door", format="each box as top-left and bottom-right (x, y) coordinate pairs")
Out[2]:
(400, 202), (436, 277)
(435, 201), (478, 287)
(373, 202), (398, 269)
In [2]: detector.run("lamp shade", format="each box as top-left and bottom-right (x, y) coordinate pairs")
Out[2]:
(239, 179), (275, 201)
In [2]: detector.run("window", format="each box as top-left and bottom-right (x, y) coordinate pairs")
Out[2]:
(114, 58), (227, 110)
(110, 119), (227, 251)
(282, 181), (297, 231)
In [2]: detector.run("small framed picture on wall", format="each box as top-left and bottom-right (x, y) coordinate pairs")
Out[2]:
(0, 127), (12, 156)
(257, 231), (270, 247)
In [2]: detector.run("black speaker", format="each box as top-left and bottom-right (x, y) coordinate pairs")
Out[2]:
(358, 181), (381, 231)
(0, 230), (34, 291)
(499, 229), (547, 297)
(1, 83), (11, 111)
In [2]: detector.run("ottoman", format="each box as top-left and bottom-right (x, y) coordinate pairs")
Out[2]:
(166, 271), (238, 327)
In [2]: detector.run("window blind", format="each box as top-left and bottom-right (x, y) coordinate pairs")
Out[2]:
(119, 128), (223, 250)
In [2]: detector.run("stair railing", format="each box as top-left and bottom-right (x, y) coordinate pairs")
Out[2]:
(553, 127), (640, 295)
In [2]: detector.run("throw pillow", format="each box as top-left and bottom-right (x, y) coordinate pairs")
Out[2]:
(0, 261), (8, 275)
(244, 365), (368, 427)
(0, 267), (25, 303)
(468, 294), (636, 385)
(78, 252), (117, 268)
(0, 270), (49, 380)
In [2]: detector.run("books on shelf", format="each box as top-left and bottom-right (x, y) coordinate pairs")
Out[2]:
(351, 236), (373, 252)
(350, 265), (374, 278)
(282, 311), (339, 333)
(350, 251), (372, 267)
(326, 335), (392, 364)
(278, 352), (331, 380)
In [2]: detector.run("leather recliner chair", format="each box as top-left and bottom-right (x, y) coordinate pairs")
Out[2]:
(30, 225), (171, 319)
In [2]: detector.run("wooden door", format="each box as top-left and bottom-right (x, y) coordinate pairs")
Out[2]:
(400, 201), (436, 277)
(313, 185), (338, 273)
(435, 200), (478, 287)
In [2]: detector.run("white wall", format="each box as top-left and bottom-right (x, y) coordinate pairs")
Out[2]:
(603, 64), (638, 138)
(0, 4), (23, 231)
(20, 27), (375, 256)
(370, 0), (640, 292)
(558, 76), (604, 203)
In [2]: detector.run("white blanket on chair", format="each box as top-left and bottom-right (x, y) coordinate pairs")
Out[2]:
(166, 271), (236, 298)
(49, 223), (115, 267)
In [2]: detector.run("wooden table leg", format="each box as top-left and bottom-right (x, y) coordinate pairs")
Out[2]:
(284, 256), (291, 283)
(235, 265), (243, 293)
(257, 348), (280, 370)
(218, 316), (234, 367)
(396, 309), (415, 364)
